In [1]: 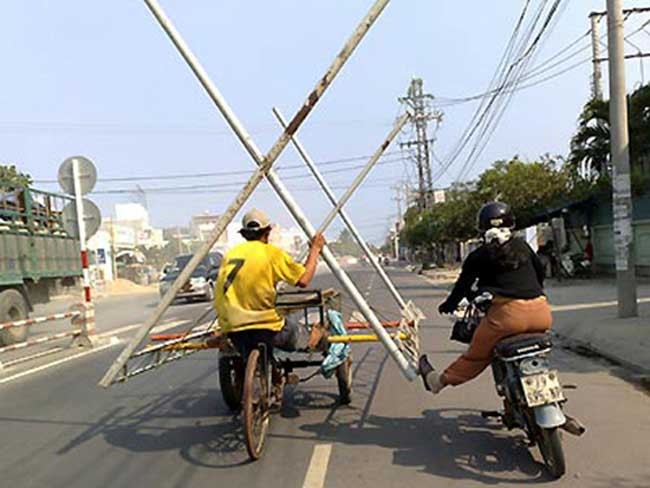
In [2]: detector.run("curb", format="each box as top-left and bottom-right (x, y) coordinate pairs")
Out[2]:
(553, 331), (650, 377)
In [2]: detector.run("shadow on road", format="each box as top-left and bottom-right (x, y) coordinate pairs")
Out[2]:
(297, 408), (554, 485)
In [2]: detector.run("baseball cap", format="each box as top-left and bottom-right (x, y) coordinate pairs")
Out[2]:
(241, 208), (271, 230)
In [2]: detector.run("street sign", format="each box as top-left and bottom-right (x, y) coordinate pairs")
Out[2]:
(62, 199), (101, 239)
(58, 156), (97, 195)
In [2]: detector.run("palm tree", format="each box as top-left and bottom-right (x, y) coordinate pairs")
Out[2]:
(569, 84), (650, 179)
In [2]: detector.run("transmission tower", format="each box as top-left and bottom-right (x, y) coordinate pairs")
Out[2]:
(399, 78), (443, 210)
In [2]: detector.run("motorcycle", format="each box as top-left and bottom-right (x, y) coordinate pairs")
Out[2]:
(451, 294), (585, 479)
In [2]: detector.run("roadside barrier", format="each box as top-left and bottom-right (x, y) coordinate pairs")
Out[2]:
(0, 303), (99, 368)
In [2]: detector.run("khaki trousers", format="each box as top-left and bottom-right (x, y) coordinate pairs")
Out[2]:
(443, 296), (552, 386)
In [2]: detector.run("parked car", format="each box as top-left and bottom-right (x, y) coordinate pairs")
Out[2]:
(159, 252), (222, 303)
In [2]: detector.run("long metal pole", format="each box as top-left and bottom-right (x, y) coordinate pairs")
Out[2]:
(590, 13), (604, 101)
(99, 0), (391, 387)
(262, 172), (416, 378)
(607, 0), (638, 318)
(100, 0), (401, 387)
(273, 107), (409, 311)
(311, 114), (409, 237)
(142, 0), (390, 171)
(144, 0), (414, 379)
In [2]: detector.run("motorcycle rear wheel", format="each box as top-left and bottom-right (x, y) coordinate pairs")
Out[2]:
(537, 427), (566, 479)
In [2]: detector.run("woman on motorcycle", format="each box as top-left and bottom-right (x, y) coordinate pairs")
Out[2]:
(420, 202), (552, 394)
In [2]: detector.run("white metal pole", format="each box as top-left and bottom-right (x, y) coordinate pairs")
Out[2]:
(607, 0), (638, 318)
(394, 224), (400, 260)
(263, 169), (416, 378)
(142, 0), (390, 174)
(141, 0), (415, 378)
(312, 114), (409, 237)
(142, 0), (415, 379)
(590, 13), (604, 100)
(100, 0), (399, 387)
(72, 158), (91, 303)
(273, 107), (408, 310)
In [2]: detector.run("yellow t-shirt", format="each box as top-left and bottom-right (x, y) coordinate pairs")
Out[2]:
(214, 240), (306, 333)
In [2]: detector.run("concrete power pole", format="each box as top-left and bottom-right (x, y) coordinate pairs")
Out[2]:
(391, 184), (404, 260)
(399, 78), (442, 211)
(590, 13), (604, 100)
(607, 0), (638, 318)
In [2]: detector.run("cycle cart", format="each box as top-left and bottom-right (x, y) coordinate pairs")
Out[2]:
(124, 287), (413, 462)
(217, 288), (352, 460)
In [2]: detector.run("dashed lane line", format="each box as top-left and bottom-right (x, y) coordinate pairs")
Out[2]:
(302, 444), (333, 488)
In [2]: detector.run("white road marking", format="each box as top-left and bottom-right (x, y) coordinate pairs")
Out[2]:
(0, 339), (119, 385)
(96, 318), (190, 339)
(302, 444), (333, 488)
(417, 271), (650, 312)
(0, 318), (209, 385)
(552, 297), (650, 312)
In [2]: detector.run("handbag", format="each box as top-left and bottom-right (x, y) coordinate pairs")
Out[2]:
(450, 306), (480, 344)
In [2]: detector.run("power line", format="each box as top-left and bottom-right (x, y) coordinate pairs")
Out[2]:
(34, 151), (403, 184)
(431, 0), (567, 185)
(92, 179), (399, 195)
(455, 0), (567, 183)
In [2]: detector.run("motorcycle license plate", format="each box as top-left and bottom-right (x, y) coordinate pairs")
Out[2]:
(520, 370), (565, 407)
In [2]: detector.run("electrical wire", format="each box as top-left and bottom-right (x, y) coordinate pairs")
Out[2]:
(455, 0), (567, 183)
(431, 0), (567, 185)
(33, 151), (403, 184)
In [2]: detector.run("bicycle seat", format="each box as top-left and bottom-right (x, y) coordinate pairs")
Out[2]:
(494, 333), (552, 358)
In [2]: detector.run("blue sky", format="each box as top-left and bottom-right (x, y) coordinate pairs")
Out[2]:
(2, 1), (650, 244)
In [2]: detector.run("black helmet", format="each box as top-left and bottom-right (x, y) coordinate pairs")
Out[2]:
(477, 202), (515, 232)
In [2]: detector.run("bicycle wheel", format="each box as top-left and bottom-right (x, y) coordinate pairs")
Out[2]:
(218, 355), (244, 412)
(242, 348), (270, 460)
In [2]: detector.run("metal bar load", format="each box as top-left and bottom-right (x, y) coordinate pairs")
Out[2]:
(100, 0), (399, 387)
(295, 113), (410, 260)
(273, 107), (413, 312)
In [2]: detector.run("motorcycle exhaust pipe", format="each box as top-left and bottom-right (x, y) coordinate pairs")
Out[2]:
(561, 415), (586, 436)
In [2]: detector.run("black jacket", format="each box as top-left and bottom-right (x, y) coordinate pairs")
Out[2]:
(443, 237), (545, 310)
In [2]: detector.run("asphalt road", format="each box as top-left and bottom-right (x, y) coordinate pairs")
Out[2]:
(0, 266), (649, 487)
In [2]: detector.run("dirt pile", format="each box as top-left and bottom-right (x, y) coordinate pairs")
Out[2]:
(105, 279), (156, 295)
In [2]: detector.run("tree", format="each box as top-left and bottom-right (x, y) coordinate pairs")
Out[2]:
(569, 83), (650, 179)
(0, 164), (32, 186)
(400, 156), (570, 255)
(329, 228), (362, 256)
(475, 155), (570, 227)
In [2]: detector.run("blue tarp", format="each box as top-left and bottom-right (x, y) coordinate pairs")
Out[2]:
(320, 310), (351, 378)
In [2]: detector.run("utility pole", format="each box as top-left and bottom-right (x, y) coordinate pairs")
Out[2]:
(399, 78), (442, 211)
(607, 0), (638, 318)
(391, 184), (404, 261)
(110, 217), (118, 280)
(176, 226), (183, 255)
(590, 13), (604, 100)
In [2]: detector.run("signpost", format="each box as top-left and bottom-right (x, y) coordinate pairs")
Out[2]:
(58, 156), (101, 303)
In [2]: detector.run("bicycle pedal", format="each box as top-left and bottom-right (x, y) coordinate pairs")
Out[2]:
(287, 373), (300, 385)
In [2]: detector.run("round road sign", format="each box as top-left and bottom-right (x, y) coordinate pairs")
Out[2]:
(58, 156), (97, 196)
(62, 199), (102, 239)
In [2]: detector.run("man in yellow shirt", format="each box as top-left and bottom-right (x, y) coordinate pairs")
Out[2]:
(214, 208), (325, 361)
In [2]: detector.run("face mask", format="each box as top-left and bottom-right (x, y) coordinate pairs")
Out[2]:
(484, 227), (512, 245)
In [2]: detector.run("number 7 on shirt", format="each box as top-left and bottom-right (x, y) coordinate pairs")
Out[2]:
(223, 258), (245, 293)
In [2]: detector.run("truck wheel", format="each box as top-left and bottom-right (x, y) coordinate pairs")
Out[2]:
(0, 289), (29, 345)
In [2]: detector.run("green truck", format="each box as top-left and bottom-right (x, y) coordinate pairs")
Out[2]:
(0, 183), (82, 345)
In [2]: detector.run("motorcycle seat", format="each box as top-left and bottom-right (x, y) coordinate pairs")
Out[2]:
(494, 333), (552, 358)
